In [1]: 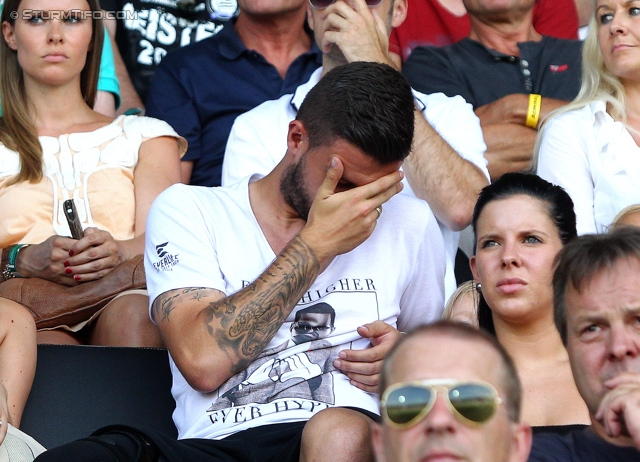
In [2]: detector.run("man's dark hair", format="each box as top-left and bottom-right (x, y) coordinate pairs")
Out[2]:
(296, 62), (415, 164)
(295, 303), (336, 325)
(471, 173), (577, 335)
(553, 227), (640, 344)
(380, 321), (522, 423)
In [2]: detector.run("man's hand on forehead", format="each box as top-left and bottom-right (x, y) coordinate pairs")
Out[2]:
(320, 0), (391, 65)
(596, 372), (640, 449)
(299, 157), (403, 267)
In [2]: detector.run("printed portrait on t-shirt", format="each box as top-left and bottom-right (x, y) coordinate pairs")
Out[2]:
(207, 303), (340, 411)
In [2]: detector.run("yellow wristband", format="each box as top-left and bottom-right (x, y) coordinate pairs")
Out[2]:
(526, 93), (542, 129)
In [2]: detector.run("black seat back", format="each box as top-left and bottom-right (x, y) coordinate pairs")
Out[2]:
(21, 344), (177, 449)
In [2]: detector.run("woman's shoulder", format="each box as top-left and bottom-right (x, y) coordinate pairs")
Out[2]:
(119, 115), (177, 134)
(119, 116), (187, 155)
(547, 100), (606, 128)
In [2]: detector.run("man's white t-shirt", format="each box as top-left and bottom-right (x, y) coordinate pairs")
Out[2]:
(145, 178), (446, 440)
(222, 67), (489, 298)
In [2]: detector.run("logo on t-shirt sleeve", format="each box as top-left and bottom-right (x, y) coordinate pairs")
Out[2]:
(152, 241), (180, 271)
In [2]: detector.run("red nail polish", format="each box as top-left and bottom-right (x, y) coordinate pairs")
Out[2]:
(64, 260), (70, 267)
(69, 250), (74, 257)
(74, 275), (81, 281)
(65, 268), (73, 274)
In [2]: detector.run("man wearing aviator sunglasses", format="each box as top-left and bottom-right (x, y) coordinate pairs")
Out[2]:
(372, 322), (532, 462)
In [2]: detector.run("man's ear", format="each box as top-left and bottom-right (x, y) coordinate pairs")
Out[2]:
(307, 4), (315, 30)
(2, 21), (17, 51)
(371, 421), (387, 462)
(510, 423), (532, 462)
(286, 120), (309, 161)
(390, 0), (408, 29)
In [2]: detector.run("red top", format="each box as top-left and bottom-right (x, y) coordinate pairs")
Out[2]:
(390, 0), (580, 62)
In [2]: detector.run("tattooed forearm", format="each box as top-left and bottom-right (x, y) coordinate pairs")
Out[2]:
(205, 235), (320, 374)
(152, 287), (210, 322)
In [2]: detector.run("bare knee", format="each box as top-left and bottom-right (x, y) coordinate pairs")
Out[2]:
(0, 298), (36, 341)
(300, 408), (374, 462)
(89, 295), (163, 347)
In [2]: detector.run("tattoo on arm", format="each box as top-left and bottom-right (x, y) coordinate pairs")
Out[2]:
(205, 235), (319, 374)
(151, 236), (320, 378)
(152, 287), (209, 322)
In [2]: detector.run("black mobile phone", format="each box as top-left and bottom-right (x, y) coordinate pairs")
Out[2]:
(63, 199), (84, 240)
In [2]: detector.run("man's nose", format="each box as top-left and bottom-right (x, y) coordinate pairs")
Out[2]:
(422, 394), (457, 434)
(608, 325), (640, 362)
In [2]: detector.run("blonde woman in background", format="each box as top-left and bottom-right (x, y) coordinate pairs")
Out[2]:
(610, 204), (640, 229)
(537, 0), (640, 235)
(441, 280), (479, 328)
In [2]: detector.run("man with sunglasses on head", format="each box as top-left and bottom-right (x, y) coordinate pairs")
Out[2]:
(528, 228), (640, 460)
(223, 0), (490, 301)
(373, 321), (532, 462)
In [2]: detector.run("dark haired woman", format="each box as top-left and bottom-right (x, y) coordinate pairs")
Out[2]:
(470, 172), (590, 430)
(0, 0), (185, 346)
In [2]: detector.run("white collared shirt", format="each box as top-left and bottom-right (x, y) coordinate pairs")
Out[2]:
(537, 100), (640, 234)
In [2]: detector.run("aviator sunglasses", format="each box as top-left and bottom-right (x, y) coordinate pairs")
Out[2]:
(309, 0), (383, 9)
(380, 379), (502, 429)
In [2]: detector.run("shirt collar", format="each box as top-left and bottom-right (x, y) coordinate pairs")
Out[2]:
(466, 36), (550, 61)
(290, 67), (324, 112)
(219, 19), (321, 62)
(217, 20), (245, 60)
(590, 100), (629, 155)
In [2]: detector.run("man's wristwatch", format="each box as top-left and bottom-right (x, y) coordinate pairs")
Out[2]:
(2, 244), (30, 281)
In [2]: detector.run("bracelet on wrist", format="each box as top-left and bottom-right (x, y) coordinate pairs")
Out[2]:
(2, 244), (30, 281)
(525, 93), (542, 129)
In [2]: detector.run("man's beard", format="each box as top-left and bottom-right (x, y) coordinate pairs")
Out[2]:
(280, 157), (312, 221)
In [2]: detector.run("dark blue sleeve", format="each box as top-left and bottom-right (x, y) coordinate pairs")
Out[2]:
(402, 46), (475, 106)
(146, 52), (202, 162)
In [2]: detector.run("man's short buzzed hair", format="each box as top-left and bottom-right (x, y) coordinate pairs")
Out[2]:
(380, 321), (522, 422)
(296, 61), (415, 165)
(295, 303), (336, 325)
(553, 226), (640, 344)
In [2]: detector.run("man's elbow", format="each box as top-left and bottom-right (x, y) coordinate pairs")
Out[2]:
(442, 204), (474, 232)
(441, 180), (486, 231)
(173, 349), (229, 393)
(185, 373), (222, 394)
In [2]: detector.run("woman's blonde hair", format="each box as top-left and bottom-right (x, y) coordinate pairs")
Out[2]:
(610, 204), (640, 231)
(0, 0), (104, 184)
(442, 280), (480, 325)
(533, 7), (628, 167)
